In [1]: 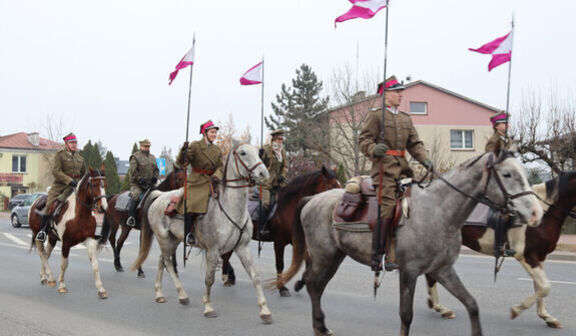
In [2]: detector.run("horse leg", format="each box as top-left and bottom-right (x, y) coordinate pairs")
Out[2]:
(511, 259), (561, 328)
(86, 238), (107, 299)
(108, 221), (120, 271)
(36, 240), (56, 286)
(116, 225), (131, 273)
(425, 274), (455, 319)
(221, 251), (235, 286)
(202, 250), (220, 318)
(234, 245), (272, 324)
(304, 251), (345, 336)
(399, 270), (418, 336)
(433, 267), (482, 336)
(154, 255), (167, 303)
(57, 246), (70, 293)
(159, 242), (189, 305)
(274, 241), (290, 297)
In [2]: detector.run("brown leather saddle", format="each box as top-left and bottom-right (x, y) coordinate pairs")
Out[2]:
(332, 177), (407, 233)
(35, 194), (69, 224)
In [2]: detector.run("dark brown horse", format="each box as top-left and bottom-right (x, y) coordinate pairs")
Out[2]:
(100, 165), (185, 277)
(29, 167), (108, 298)
(221, 166), (341, 296)
(426, 171), (576, 329)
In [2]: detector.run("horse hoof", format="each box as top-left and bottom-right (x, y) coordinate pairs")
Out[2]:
(155, 297), (166, 303)
(47, 281), (57, 287)
(137, 272), (146, 279)
(58, 287), (68, 293)
(279, 288), (291, 297)
(260, 314), (273, 324)
(510, 308), (519, 320)
(314, 329), (334, 336)
(441, 311), (455, 319)
(204, 311), (218, 318)
(294, 280), (305, 292)
(40, 279), (47, 285)
(427, 298), (433, 309)
(115, 266), (124, 272)
(98, 291), (108, 299)
(546, 320), (562, 329)
(179, 297), (190, 305)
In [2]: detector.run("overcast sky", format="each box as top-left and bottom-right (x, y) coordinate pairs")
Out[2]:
(1, 0), (574, 159)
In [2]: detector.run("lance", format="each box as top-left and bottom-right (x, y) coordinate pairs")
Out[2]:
(183, 34), (196, 267)
(504, 15), (514, 138)
(258, 56), (265, 257)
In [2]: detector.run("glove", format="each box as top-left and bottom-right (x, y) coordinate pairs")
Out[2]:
(151, 177), (158, 184)
(182, 141), (189, 150)
(277, 175), (286, 184)
(69, 180), (78, 187)
(138, 178), (146, 186)
(210, 176), (221, 185)
(423, 159), (434, 171)
(258, 148), (264, 158)
(373, 143), (389, 158)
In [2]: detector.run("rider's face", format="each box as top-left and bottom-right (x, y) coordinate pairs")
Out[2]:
(385, 90), (403, 107)
(206, 129), (218, 142)
(67, 141), (78, 152)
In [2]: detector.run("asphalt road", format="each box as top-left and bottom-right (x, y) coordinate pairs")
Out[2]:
(1, 219), (575, 336)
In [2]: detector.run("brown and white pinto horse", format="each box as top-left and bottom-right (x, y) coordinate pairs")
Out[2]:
(426, 171), (576, 328)
(100, 165), (185, 277)
(220, 166), (341, 296)
(29, 167), (108, 298)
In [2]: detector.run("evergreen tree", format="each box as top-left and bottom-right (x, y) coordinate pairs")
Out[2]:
(80, 140), (104, 169)
(121, 143), (139, 191)
(266, 64), (330, 161)
(104, 151), (121, 195)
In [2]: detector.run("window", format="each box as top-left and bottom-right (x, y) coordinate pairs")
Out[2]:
(12, 155), (27, 173)
(410, 102), (427, 115)
(450, 130), (474, 149)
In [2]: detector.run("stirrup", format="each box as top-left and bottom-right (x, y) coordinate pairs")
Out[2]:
(35, 231), (47, 242)
(384, 261), (399, 272)
(504, 248), (516, 257)
(185, 233), (196, 246)
(126, 216), (136, 227)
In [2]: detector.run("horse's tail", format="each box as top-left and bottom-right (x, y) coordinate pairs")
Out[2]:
(273, 196), (312, 288)
(98, 211), (112, 247)
(131, 190), (161, 272)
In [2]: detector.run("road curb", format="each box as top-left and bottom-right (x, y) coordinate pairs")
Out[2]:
(459, 248), (576, 262)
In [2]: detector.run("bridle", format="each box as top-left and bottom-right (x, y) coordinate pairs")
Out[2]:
(75, 171), (106, 211)
(222, 144), (263, 189)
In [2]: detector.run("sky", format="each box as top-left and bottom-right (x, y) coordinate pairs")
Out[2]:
(1, 0), (574, 160)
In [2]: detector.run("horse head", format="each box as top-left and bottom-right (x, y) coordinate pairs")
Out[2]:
(226, 143), (269, 185)
(157, 164), (187, 191)
(317, 165), (342, 192)
(482, 148), (543, 227)
(79, 167), (107, 213)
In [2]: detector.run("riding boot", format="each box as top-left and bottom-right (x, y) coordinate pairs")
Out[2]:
(258, 205), (271, 237)
(126, 198), (137, 227)
(184, 213), (197, 246)
(371, 218), (390, 272)
(383, 218), (399, 272)
(35, 215), (51, 242)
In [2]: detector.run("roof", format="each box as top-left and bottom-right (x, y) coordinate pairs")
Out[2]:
(0, 132), (61, 151)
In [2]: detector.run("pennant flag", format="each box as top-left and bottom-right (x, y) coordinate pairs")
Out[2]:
(335, 0), (389, 26)
(169, 46), (195, 85)
(469, 31), (513, 71)
(239, 62), (263, 85)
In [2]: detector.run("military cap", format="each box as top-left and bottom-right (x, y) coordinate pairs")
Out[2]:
(377, 75), (406, 95)
(490, 111), (509, 125)
(63, 132), (77, 143)
(139, 139), (151, 146)
(200, 120), (219, 134)
(270, 129), (285, 137)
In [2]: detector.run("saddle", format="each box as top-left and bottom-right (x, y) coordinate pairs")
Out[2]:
(34, 194), (69, 224)
(114, 190), (148, 212)
(248, 199), (276, 222)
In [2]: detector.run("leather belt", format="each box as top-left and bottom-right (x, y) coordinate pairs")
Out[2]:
(386, 149), (405, 157)
(193, 167), (214, 176)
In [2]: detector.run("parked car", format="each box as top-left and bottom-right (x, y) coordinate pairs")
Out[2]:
(8, 194), (29, 210)
(10, 193), (46, 228)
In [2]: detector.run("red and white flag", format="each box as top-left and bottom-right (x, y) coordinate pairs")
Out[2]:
(168, 46), (195, 85)
(335, 0), (389, 26)
(469, 31), (513, 71)
(239, 62), (263, 85)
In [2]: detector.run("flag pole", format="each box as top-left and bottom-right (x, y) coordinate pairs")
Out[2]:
(258, 55), (265, 257)
(504, 15), (514, 118)
(373, 0), (390, 298)
(183, 33), (196, 267)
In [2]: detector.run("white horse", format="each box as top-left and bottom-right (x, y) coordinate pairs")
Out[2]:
(132, 143), (273, 323)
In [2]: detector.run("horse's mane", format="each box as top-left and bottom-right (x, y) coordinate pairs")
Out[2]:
(277, 168), (337, 208)
(157, 167), (182, 190)
(547, 171), (576, 199)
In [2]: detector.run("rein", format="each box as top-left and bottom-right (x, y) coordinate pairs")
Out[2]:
(75, 174), (106, 211)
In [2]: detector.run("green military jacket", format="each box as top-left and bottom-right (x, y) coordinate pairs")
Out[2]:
(129, 150), (159, 189)
(485, 132), (511, 152)
(261, 144), (287, 189)
(359, 107), (429, 181)
(175, 140), (223, 214)
(47, 149), (86, 205)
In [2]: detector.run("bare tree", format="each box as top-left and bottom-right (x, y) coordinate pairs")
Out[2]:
(512, 88), (576, 174)
(215, 114), (252, 156)
(38, 113), (66, 188)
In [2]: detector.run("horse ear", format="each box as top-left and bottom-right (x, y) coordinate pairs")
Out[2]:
(89, 166), (94, 173)
(507, 141), (519, 154)
(321, 165), (329, 177)
(100, 163), (106, 172)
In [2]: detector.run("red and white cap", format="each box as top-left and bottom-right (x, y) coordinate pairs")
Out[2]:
(377, 75), (405, 95)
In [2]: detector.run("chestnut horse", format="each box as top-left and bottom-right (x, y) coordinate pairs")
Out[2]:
(425, 171), (576, 329)
(100, 165), (185, 277)
(28, 167), (108, 298)
(220, 166), (341, 296)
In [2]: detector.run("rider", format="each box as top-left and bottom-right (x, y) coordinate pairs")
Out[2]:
(175, 120), (223, 246)
(36, 132), (86, 242)
(359, 76), (433, 271)
(258, 129), (288, 236)
(126, 139), (159, 227)
(486, 111), (511, 152)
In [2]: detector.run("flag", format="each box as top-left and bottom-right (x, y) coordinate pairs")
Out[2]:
(239, 62), (263, 85)
(335, 0), (389, 26)
(469, 31), (513, 71)
(169, 46), (195, 85)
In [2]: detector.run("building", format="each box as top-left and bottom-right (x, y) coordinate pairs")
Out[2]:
(329, 80), (501, 176)
(0, 132), (61, 208)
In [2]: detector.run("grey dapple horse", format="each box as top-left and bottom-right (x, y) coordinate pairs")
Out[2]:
(278, 149), (543, 336)
(132, 143), (273, 323)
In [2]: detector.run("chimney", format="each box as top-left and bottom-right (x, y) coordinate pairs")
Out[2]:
(27, 132), (40, 146)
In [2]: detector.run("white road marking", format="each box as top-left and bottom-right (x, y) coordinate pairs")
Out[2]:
(518, 277), (576, 286)
(3, 233), (29, 246)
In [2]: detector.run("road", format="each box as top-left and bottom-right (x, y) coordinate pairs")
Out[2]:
(1, 219), (575, 336)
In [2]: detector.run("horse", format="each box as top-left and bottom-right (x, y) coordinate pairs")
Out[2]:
(220, 166), (342, 296)
(131, 143), (273, 323)
(100, 165), (186, 277)
(425, 171), (576, 329)
(278, 149), (542, 336)
(28, 167), (109, 298)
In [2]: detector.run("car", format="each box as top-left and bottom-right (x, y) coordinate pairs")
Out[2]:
(10, 193), (46, 228)
(8, 194), (29, 210)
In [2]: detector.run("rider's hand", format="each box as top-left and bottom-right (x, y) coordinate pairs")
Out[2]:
(138, 178), (146, 186)
(258, 148), (264, 159)
(69, 180), (78, 187)
(210, 176), (220, 185)
(151, 177), (158, 184)
(182, 141), (189, 150)
(373, 143), (389, 158)
(277, 175), (286, 184)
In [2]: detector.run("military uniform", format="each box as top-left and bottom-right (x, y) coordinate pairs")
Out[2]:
(485, 132), (511, 152)
(260, 142), (287, 207)
(128, 148), (159, 200)
(47, 147), (85, 207)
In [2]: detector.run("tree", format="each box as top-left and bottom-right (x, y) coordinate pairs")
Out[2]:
(215, 114), (252, 156)
(104, 151), (121, 195)
(266, 64), (330, 163)
(159, 146), (174, 176)
(121, 143), (139, 191)
(80, 140), (103, 169)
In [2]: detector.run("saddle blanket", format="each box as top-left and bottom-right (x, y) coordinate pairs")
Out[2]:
(464, 203), (490, 226)
(114, 190), (148, 212)
(247, 199), (276, 222)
